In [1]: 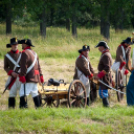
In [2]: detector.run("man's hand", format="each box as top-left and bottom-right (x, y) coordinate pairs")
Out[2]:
(94, 75), (99, 80)
(93, 73), (99, 80)
(11, 72), (18, 78)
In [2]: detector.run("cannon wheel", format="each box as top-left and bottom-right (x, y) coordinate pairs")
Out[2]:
(39, 82), (60, 107)
(115, 69), (125, 102)
(40, 94), (60, 107)
(68, 80), (87, 108)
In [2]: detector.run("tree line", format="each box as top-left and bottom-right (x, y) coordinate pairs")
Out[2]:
(0, 0), (134, 39)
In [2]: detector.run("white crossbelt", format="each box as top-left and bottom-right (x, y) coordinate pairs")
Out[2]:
(6, 53), (21, 71)
(26, 50), (37, 74)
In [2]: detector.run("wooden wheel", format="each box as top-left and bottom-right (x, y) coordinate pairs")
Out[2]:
(68, 80), (87, 108)
(41, 94), (60, 107)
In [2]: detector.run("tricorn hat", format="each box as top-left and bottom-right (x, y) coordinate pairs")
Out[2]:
(6, 37), (19, 48)
(95, 41), (110, 49)
(122, 37), (134, 45)
(19, 39), (35, 47)
(78, 45), (90, 53)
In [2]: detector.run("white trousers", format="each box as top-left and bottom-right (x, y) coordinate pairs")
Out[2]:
(9, 77), (21, 97)
(19, 83), (38, 97)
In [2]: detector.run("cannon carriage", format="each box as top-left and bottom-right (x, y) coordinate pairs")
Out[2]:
(38, 79), (87, 108)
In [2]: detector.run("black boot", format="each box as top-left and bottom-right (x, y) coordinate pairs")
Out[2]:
(87, 97), (89, 106)
(102, 98), (109, 107)
(33, 95), (41, 108)
(8, 97), (15, 108)
(19, 96), (28, 109)
(38, 94), (42, 105)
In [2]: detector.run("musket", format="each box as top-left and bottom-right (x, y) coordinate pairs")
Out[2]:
(2, 77), (16, 94)
(2, 71), (19, 94)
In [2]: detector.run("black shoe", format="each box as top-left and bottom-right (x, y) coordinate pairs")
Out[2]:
(19, 96), (28, 109)
(87, 97), (89, 106)
(33, 95), (41, 108)
(8, 97), (15, 108)
(102, 98), (109, 107)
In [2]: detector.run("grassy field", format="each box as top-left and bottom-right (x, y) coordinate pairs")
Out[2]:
(1, 106), (134, 134)
(0, 24), (134, 133)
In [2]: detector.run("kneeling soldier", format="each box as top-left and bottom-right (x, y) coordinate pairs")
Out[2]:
(4, 37), (21, 108)
(73, 45), (94, 106)
(95, 41), (112, 107)
(19, 39), (44, 108)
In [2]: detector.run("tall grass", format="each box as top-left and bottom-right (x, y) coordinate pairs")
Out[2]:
(0, 24), (134, 63)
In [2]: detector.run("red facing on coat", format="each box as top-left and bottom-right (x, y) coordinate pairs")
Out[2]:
(97, 70), (106, 79)
(88, 73), (93, 79)
(119, 61), (126, 70)
(8, 70), (13, 76)
(19, 75), (26, 83)
(40, 75), (44, 83)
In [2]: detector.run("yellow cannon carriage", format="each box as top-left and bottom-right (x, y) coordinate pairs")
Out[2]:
(38, 79), (87, 108)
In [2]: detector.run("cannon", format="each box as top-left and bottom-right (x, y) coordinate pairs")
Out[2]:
(38, 78), (87, 108)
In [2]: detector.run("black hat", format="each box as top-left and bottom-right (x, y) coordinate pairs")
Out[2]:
(19, 39), (35, 47)
(95, 41), (110, 49)
(6, 37), (19, 48)
(78, 45), (90, 53)
(122, 37), (134, 45)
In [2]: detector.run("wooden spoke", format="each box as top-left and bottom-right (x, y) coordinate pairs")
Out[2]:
(70, 99), (76, 105)
(80, 101), (84, 107)
(52, 102), (56, 107)
(79, 91), (85, 96)
(71, 88), (76, 96)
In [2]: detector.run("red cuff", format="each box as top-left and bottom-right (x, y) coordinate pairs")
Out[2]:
(40, 75), (44, 83)
(97, 71), (106, 79)
(120, 61), (126, 69)
(8, 70), (13, 76)
(124, 69), (129, 75)
(88, 73), (93, 79)
(19, 75), (26, 83)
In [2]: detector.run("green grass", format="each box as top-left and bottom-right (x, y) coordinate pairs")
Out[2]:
(0, 106), (134, 134)
(0, 24), (134, 133)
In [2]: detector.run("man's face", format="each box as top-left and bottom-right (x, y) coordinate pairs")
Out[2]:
(11, 44), (18, 51)
(124, 43), (130, 47)
(82, 50), (89, 58)
(22, 43), (27, 49)
(98, 46), (105, 52)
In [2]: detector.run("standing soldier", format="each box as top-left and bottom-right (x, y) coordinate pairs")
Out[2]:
(19, 39), (44, 108)
(4, 37), (21, 108)
(73, 45), (94, 106)
(112, 37), (133, 100)
(115, 37), (132, 83)
(95, 41), (112, 107)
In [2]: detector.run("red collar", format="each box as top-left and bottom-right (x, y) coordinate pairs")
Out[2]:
(79, 54), (82, 58)
(79, 54), (88, 58)
(10, 49), (19, 54)
(120, 43), (128, 48)
(22, 46), (31, 53)
(102, 49), (109, 54)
